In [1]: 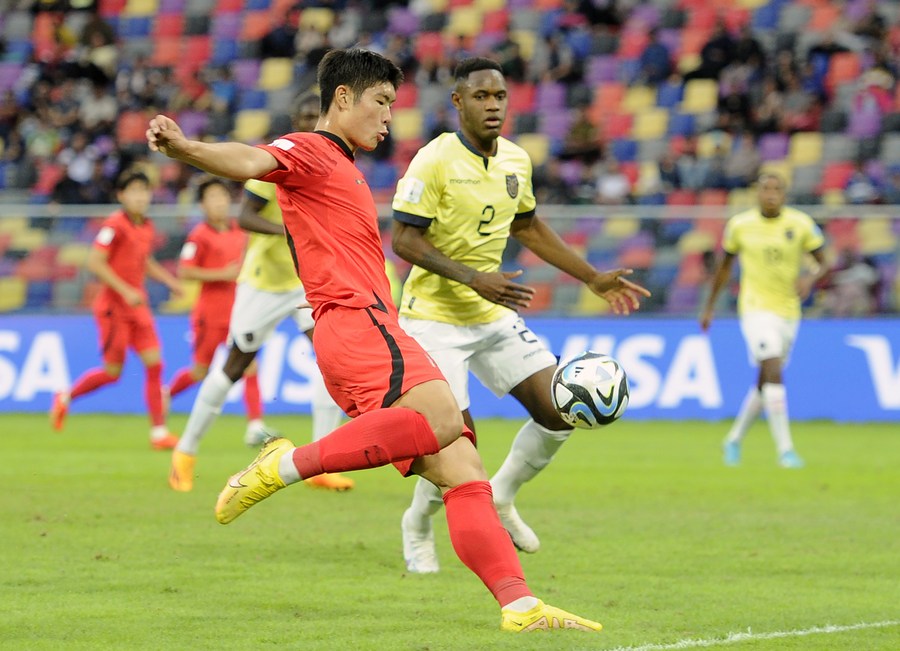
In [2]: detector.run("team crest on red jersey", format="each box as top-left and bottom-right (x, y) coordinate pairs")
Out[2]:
(505, 174), (518, 198)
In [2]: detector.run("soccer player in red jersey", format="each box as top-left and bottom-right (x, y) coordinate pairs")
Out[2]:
(147, 48), (603, 632)
(50, 170), (183, 450)
(165, 177), (261, 424)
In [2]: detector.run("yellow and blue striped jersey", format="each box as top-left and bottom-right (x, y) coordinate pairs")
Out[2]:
(392, 132), (536, 325)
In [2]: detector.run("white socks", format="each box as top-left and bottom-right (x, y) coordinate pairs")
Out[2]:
(310, 367), (343, 442)
(150, 425), (169, 441)
(502, 596), (540, 612)
(175, 368), (234, 455)
(407, 477), (445, 528)
(491, 419), (572, 506)
(761, 382), (794, 454)
(278, 450), (301, 484)
(725, 387), (762, 444)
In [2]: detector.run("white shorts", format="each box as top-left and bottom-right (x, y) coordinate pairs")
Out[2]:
(739, 311), (799, 366)
(228, 282), (314, 353)
(399, 312), (557, 410)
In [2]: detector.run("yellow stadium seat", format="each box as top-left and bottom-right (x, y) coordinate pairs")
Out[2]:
(123, 0), (157, 16)
(445, 6), (482, 37)
(573, 284), (612, 316)
(259, 58), (293, 91)
(621, 86), (656, 113)
(677, 53), (702, 75)
(759, 160), (792, 187)
(788, 132), (823, 166)
(57, 242), (91, 266)
(233, 110), (271, 142)
(821, 189), (844, 205)
(511, 30), (536, 59)
(474, 0), (506, 10)
(391, 108), (423, 141)
(697, 132), (732, 158)
(859, 219), (897, 255)
(423, 0), (449, 11)
(516, 133), (550, 166)
(299, 8), (335, 32)
(11, 228), (47, 251)
(158, 280), (200, 314)
(0, 277), (26, 312)
(0, 216), (28, 234)
(737, 0), (767, 7)
(635, 161), (661, 196)
(681, 79), (718, 114)
(728, 188), (755, 208)
(632, 108), (668, 140)
(677, 229), (715, 254)
(603, 216), (640, 239)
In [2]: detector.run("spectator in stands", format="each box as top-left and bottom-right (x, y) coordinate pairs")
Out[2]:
(780, 71), (819, 132)
(724, 132), (760, 189)
(636, 29), (672, 86)
(47, 78), (80, 134)
(677, 138), (709, 191)
(260, 6), (300, 59)
(596, 158), (631, 204)
(717, 77), (753, 133)
(882, 167), (900, 204)
(848, 69), (893, 139)
(78, 80), (117, 136)
(704, 143), (729, 190)
(805, 30), (851, 79)
(496, 27), (528, 83)
(752, 76), (784, 135)
(574, 0), (622, 28)
(684, 20), (735, 82)
(734, 23), (766, 74)
(822, 250), (881, 316)
(844, 160), (882, 204)
(54, 130), (99, 203)
(560, 105), (602, 164)
(533, 158), (576, 204)
(384, 34), (416, 77)
(657, 151), (681, 191)
(533, 33), (582, 84)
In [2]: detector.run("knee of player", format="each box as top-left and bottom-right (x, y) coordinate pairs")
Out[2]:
(104, 364), (123, 379)
(429, 406), (465, 448)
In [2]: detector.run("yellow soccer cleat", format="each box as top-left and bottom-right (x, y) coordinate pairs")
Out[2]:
(500, 600), (603, 633)
(215, 437), (294, 524)
(169, 450), (196, 492)
(304, 472), (355, 491)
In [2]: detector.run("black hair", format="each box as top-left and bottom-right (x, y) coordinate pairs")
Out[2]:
(116, 169), (150, 191)
(454, 57), (503, 84)
(196, 176), (229, 202)
(318, 48), (404, 113)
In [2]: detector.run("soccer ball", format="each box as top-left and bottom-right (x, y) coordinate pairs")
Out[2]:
(551, 351), (629, 429)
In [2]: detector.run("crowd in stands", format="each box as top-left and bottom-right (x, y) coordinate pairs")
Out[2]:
(0, 0), (898, 316)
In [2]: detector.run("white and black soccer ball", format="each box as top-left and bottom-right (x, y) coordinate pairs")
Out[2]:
(551, 351), (629, 429)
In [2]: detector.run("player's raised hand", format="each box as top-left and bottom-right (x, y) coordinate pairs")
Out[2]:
(586, 269), (651, 315)
(147, 115), (187, 157)
(469, 269), (535, 310)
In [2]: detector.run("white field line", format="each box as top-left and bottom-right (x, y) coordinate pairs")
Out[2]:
(605, 620), (900, 651)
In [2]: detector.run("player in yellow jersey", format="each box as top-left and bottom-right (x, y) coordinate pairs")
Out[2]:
(391, 58), (650, 573)
(168, 92), (351, 492)
(701, 173), (827, 468)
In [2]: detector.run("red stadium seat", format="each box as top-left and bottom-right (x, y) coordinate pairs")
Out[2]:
(519, 282), (553, 314)
(482, 9), (509, 33)
(117, 110), (149, 144)
(151, 37), (182, 66)
(393, 83), (418, 110)
(240, 11), (272, 41)
(98, 0), (126, 17)
(414, 32), (445, 61)
(599, 113), (633, 140)
(826, 53), (860, 95)
(153, 14), (184, 38)
(818, 161), (856, 191)
(667, 189), (697, 205)
(618, 30), (649, 58)
(182, 35), (212, 66)
(215, 0), (244, 13)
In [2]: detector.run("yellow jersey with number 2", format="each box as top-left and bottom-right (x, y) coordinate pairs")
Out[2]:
(392, 131), (537, 325)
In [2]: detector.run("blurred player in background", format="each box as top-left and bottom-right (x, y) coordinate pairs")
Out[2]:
(148, 48), (604, 633)
(391, 57), (650, 573)
(50, 169), (183, 450)
(165, 177), (261, 433)
(701, 172), (827, 468)
(167, 92), (350, 493)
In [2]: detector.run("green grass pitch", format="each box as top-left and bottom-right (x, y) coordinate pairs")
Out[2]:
(2, 414), (898, 651)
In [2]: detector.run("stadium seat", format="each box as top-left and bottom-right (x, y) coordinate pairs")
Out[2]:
(818, 161), (855, 192)
(123, 0), (157, 15)
(519, 282), (553, 314)
(150, 36), (182, 66)
(617, 29), (649, 58)
(599, 113), (633, 140)
(258, 58), (293, 91)
(445, 6), (482, 37)
(757, 132), (789, 161)
(516, 133), (550, 166)
(232, 59), (262, 90)
(183, 35), (211, 66)
(153, 13), (183, 37)
(240, 11), (272, 41)
(697, 131), (731, 158)
(621, 86), (656, 114)
(810, 3), (841, 31)
(667, 112), (696, 137)
(391, 108), (424, 141)
(680, 79), (718, 113)
(99, 0), (127, 17)
(0, 277), (27, 312)
(299, 7), (335, 32)
(632, 109), (668, 140)
(233, 110), (271, 142)
(536, 82), (566, 111)
(788, 132), (823, 166)
(610, 139), (638, 162)
(826, 52), (861, 95)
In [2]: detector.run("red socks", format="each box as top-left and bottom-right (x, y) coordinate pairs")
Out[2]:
(291, 408), (440, 477)
(145, 363), (165, 427)
(444, 481), (532, 606)
(70, 368), (117, 399)
(167, 368), (196, 397)
(243, 372), (262, 420)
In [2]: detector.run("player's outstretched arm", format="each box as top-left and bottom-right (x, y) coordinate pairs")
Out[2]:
(238, 193), (285, 236)
(392, 220), (535, 309)
(700, 252), (735, 331)
(511, 215), (650, 314)
(147, 114), (279, 182)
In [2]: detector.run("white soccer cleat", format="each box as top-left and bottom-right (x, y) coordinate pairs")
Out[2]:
(496, 503), (541, 553)
(401, 507), (439, 574)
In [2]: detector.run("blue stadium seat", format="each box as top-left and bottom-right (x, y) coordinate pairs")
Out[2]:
(118, 16), (152, 38)
(237, 89), (268, 111)
(211, 39), (238, 66)
(656, 82), (683, 109)
(367, 162), (398, 190)
(667, 112), (696, 136)
(25, 281), (54, 309)
(610, 139), (638, 162)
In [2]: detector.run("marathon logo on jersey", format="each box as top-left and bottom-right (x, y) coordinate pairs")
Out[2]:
(505, 174), (518, 199)
(398, 177), (426, 204)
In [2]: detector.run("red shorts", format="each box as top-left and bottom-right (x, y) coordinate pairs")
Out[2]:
(191, 317), (229, 367)
(94, 304), (160, 365)
(313, 304), (450, 476)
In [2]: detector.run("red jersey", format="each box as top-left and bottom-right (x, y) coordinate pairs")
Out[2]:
(256, 131), (394, 319)
(92, 209), (154, 313)
(179, 219), (246, 327)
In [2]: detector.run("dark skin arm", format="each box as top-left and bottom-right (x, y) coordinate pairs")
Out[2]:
(700, 251), (735, 331)
(392, 220), (535, 310)
(238, 192), (285, 235)
(510, 215), (650, 314)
